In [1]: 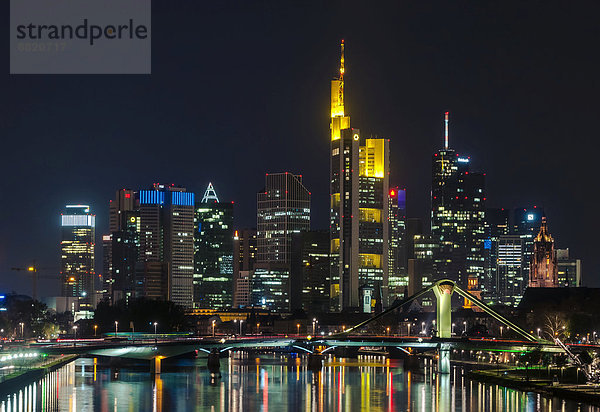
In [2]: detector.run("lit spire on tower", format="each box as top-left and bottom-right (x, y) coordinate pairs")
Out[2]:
(337, 39), (345, 111)
(444, 111), (449, 149)
(330, 40), (348, 133)
(201, 182), (219, 203)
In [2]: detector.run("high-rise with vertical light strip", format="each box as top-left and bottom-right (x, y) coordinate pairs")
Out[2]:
(330, 41), (390, 311)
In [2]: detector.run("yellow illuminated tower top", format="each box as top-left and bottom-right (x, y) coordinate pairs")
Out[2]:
(331, 40), (350, 140)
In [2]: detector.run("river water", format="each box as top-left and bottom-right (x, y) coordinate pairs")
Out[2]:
(0, 354), (598, 411)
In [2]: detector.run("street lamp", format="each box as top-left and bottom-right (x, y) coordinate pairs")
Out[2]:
(537, 328), (541, 338)
(421, 322), (425, 335)
(500, 326), (503, 337)
(19, 322), (24, 338)
(153, 322), (158, 335)
(452, 323), (456, 335)
(212, 320), (216, 337)
(256, 323), (260, 335)
(115, 321), (118, 337)
(313, 318), (317, 335)
(94, 325), (98, 337)
(73, 325), (78, 340)
(239, 320), (243, 336)
(297, 323), (300, 336)
(386, 327), (390, 336)
(463, 321), (467, 334)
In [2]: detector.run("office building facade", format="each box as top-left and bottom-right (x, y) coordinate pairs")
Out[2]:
(431, 113), (486, 302)
(193, 184), (234, 309)
(290, 230), (330, 313)
(556, 249), (582, 287)
(233, 228), (257, 308)
(254, 173), (310, 311)
(388, 187), (407, 301)
(136, 184), (195, 308)
(60, 205), (96, 309)
(496, 235), (524, 306)
(329, 41), (391, 312)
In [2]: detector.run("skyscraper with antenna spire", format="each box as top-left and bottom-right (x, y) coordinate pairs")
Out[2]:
(431, 112), (486, 304)
(330, 41), (390, 312)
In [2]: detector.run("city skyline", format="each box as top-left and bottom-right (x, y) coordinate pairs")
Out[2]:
(1, 2), (597, 297)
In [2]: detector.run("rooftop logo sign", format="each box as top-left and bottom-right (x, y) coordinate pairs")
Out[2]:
(10, 0), (151, 74)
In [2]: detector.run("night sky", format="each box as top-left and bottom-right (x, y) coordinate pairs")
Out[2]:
(1, 1), (599, 297)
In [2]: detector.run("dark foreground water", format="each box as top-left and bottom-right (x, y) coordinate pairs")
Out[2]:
(1, 353), (598, 411)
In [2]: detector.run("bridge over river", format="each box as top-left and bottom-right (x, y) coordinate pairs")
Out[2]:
(6, 280), (598, 377)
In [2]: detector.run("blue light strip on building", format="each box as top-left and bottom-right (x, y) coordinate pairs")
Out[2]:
(140, 190), (165, 205)
(171, 192), (194, 206)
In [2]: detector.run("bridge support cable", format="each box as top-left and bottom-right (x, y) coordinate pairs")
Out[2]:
(451, 284), (538, 343)
(340, 285), (434, 335)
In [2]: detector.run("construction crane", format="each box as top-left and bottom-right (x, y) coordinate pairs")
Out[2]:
(10, 261), (58, 301)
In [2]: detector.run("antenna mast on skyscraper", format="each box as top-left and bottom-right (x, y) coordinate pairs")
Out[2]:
(338, 40), (345, 107)
(444, 112), (449, 149)
(201, 182), (220, 203)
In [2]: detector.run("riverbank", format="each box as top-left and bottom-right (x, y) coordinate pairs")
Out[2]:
(0, 355), (78, 396)
(469, 368), (600, 406)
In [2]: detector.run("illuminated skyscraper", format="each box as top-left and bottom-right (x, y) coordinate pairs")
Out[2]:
(193, 183), (234, 309)
(513, 206), (544, 289)
(60, 205), (95, 309)
(136, 184), (195, 308)
(431, 113), (486, 305)
(329, 41), (390, 311)
(254, 173), (310, 311)
(290, 230), (330, 313)
(496, 235), (524, 305)
(388, 187), (407, 301)
(233, 228), (257, 308)
(104, 189), (139, 303)
(483, 208), (510, 303)
(556, 249), (582, 287)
